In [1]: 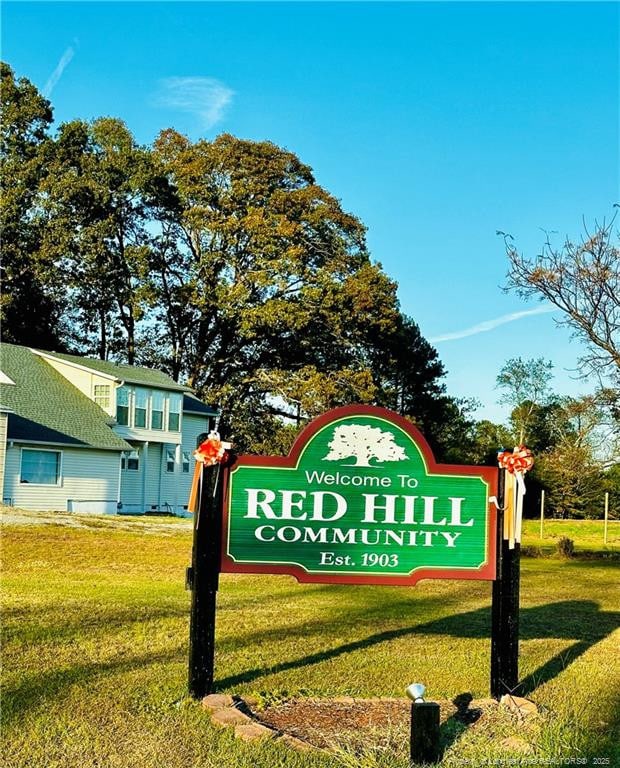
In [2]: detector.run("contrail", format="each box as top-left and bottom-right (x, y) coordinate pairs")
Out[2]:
(43, 46), (75, 97)
(429, 306), (555, 343)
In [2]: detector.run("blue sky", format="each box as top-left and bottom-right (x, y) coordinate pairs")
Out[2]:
(3, 1), (619, 423)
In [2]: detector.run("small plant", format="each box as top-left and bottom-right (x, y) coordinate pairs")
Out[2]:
(521, 545), (543, 558)
(252, 689), (294, 710)
(557, 536), (575, 558)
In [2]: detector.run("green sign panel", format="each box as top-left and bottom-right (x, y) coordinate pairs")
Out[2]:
(222, 406), (497, 585)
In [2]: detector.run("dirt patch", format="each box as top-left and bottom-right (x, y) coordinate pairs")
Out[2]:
(250, 695), (493, 752)
(0, 506), (191, 533)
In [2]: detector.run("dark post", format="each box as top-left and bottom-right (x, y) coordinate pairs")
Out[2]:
(490, 467), (521, 699)
(410, 702), (441, 765)
(188, 462), (225, 698)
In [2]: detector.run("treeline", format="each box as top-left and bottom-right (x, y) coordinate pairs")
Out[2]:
(1, 62), (474, 456)
(483, 358), (619, 520)
(2, 63), (618, 516)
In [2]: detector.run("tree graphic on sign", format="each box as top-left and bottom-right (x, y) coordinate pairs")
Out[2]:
(323, 424), (408, 467)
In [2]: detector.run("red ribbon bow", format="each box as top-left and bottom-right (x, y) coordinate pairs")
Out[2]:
(497, 446), (534, 474)
(194, 432), (228, 466)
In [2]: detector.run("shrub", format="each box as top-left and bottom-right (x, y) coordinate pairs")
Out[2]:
(557, 537), (575, 558)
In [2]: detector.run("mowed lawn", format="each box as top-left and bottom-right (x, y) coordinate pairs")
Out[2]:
(2, 514), (619, 768)
(522, 518), (620, 555)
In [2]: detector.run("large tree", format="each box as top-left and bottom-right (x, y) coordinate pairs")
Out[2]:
(502, 218), (620, 512)
(464, 419), (515, 466)
(149, 131), (453, 451)
(39, 118), (172, 361)
(535, 395), (618, 518)
(503, 215), (620, 381)
(372, 315), (475, 460)
(496, 357), (555, 444)
(0, 62), (66, 349)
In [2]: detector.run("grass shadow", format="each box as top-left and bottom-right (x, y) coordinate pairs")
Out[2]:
(218, 591), (475, 652)
(216, 600), (619, 696)
(2, 645), (185, 729)
(1, 603), (189, 645)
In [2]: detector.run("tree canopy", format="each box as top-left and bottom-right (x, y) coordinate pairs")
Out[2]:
(503, 215), (620, 381)
(1, 64), (470, 455)
(495, 357), (555, 445)
(486, 355), (619, 518)
(0, 62), (64, 349)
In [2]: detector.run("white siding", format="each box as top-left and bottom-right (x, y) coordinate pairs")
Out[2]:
(0, 412), (8, 500)
(35, 356), (116, 418)
(145, 443), (163, 511)
(177, 414), (213, 512)
(19, 414), (216, 516)
(158, 445), (185, 512)
(3, 444), (120, 512)
(119, 442), (144, 511)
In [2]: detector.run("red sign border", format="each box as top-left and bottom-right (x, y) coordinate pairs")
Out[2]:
(220, 405), (497, 585)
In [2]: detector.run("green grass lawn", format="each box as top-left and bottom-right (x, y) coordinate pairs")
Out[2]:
(2, 512), (619, 767)
(522, 518), (619, 555)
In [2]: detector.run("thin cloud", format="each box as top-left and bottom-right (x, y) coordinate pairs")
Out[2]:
(429, 306), (555, 343)
(43, 46), (75, 97)
(154, 77), (234, 129)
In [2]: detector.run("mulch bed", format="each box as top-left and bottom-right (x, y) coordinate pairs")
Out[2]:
(251, 695), (492, 751)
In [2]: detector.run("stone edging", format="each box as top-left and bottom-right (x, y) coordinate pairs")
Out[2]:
(202, 694), (314, 750)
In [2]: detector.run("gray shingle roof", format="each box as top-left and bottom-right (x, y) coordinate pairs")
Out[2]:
(37, 350), (191, 393)
(0, 344), (131, 450)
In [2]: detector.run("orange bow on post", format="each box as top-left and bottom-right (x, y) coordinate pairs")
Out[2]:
(497, 446), (534, 549)
(188, 431), (232, 514)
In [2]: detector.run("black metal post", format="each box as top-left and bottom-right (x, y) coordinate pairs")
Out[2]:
(490, 467), (521, 699)
(188, 463), (225, 698)
(410, 702), (441, 765)
(490, 467), (505, 698)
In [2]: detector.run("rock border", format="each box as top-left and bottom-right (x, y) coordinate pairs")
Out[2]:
(202, 693), (315, 750)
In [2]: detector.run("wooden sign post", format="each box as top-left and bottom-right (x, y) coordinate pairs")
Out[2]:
(188, 462), (226, 698)
(490, 468), (520, 699)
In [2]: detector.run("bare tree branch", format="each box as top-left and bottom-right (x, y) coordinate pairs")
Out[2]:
(503, 214), (620, 378)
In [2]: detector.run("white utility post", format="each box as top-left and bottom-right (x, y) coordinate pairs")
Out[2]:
(604, 491), (609, 545)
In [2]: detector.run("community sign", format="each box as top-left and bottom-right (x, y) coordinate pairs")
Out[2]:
(222, 405), (497, 585)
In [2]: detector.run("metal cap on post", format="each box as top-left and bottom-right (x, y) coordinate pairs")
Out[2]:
(407, 684), (441, 765)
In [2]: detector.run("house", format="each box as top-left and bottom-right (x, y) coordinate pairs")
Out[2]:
(0, 343), (218, 515)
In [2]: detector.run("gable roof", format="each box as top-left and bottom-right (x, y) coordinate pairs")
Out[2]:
(0, 344), (131, 450)
(34, 350), (191, 393)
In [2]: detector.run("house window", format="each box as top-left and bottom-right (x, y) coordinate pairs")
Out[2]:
(166, 448), (176, 473)
(168, 394), (181, 431)
(182, 451), (191, 473)
(116, 386), (129, 426)
(20, 449), (61, 485)
(151, 391), (164, 430)
(134, 388), (148, 428)
(121, 449), (140, 471)
(94, 384), (111, 409)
